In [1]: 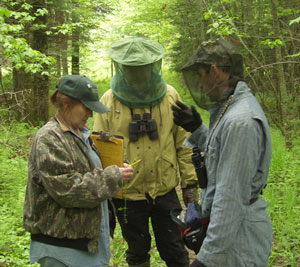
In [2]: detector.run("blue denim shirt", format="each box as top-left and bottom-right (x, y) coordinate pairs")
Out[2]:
(186, 82), (273, 267)
(30, 127), (110, 267)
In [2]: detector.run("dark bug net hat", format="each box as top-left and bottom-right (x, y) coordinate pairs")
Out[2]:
(182, 39), (243, 109)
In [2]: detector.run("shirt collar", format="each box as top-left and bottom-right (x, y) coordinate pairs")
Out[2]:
(55, 113), (69, 132)
(54, 112), (90, 133)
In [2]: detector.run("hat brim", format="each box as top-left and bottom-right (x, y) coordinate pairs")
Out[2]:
(81, 100), (110, 113)
(182, 62), (200, 72)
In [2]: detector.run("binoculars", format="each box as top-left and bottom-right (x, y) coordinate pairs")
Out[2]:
(129, 113), (158, 142)
(192, 147), (208, 189)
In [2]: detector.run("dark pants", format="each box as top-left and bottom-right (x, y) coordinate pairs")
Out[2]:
(113, 189), (189, 267)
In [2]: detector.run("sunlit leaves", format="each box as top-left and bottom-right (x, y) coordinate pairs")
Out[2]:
(260, 39), (284, 49)
(34, 8), (48, 17)
(289, 16), (300, 25)
(0, 7), (11, 18)
(0, 1), (55, 76)
(205, 13), (238, 36)
(0, 32), (55, 74)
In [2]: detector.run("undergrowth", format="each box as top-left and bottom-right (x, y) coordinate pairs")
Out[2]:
(0, 81), (299, 266)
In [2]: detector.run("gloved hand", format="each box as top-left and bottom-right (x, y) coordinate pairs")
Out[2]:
(171, 100), (202, 133)
(186, 201), (202, 229)
(182, 185), (199, 207)
(190, 259), (207, 267)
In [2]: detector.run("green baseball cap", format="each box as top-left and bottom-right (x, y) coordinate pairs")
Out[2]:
(58, 75), (110, 113)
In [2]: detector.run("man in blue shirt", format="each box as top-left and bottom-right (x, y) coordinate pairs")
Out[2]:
(172, 39), (273, 267)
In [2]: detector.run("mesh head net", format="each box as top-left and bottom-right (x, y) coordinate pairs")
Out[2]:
(109, 37), (166, 108)
(182, 38), (243, 109)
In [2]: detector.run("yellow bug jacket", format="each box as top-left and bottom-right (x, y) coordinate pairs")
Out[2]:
(93, 85), (197, 200)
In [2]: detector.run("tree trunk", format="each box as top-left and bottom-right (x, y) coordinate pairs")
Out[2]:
(56, 55), (61, 77)
(271, 0), (292, 149)
(12, 68), (30, 120)
(62, 33), (69, 75)
(55, 7), (68, 76)
(0, 65), (9, 103)
(71, 29), (80, 75)
(29, 0), (49, 125)
(71, 6), (80, 75)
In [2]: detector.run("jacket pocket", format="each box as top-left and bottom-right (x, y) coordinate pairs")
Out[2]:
(233, 206), (272, 266)
(158, 155), (178, 189)
(205, 145), (218, 186)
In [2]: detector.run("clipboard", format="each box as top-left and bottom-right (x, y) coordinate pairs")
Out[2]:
(91, 131), (124, 198)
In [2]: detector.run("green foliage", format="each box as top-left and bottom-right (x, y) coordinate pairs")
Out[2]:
(1, 0), (300, 264)
(260, 39), (284, 49)
(205, 12), (239, 36)
(1, 119), (299, 266)
(1, 36), (55, 74)
(264, 129), (300, 266)
(96, 78), (111, 97)
(0, 122), (39, 267)
(0, 2), (55, 75)
(289, 16), (300, 25)
(97, 0), (300, 146)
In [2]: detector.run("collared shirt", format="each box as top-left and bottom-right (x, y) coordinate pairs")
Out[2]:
(186, 81), (273, 266)
(30, 127), (110, 267)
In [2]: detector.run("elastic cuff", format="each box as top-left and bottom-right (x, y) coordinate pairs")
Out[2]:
(183, 184), (198, 189)
(190, 259), (206, 267)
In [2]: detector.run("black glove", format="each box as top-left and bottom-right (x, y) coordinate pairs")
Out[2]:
(171, 100), (202, 133)
(190, 259), (207, 267)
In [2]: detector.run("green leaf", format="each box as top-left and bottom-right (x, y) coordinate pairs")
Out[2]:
(0, 8), (11, 18)
(289, 16), (300, 26)
(212, 21), (219, 28)
(204, 12), (210, 20)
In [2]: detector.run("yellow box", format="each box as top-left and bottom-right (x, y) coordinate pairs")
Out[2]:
(91, 131), (124, 198)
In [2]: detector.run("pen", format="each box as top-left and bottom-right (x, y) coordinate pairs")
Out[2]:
(130, 159), (142, 167)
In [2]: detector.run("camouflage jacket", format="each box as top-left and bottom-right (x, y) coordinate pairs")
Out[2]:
(23, 117), (122, 253)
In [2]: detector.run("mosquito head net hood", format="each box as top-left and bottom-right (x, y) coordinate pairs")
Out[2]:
(109, 37), (166, 108)
(182, 38), (243, 109)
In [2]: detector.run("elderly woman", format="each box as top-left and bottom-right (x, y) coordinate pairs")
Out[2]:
(23, 75), (133, 267)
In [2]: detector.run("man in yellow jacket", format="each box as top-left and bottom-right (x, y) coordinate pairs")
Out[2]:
(93, 37), (198, 267)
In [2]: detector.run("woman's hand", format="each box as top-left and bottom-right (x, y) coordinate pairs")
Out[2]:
(119, 163), (134, 184)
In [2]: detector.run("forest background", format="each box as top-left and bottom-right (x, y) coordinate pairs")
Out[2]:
(0, 0), (299, 266)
